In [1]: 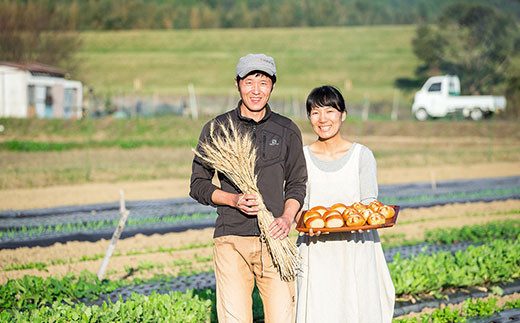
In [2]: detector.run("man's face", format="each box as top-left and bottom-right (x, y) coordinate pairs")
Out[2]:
(235, 73), (274, 112)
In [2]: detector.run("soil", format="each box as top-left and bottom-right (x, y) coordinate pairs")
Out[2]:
(0, 178), (191, 211)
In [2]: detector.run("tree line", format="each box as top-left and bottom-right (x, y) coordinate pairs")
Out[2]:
(5, 0), (520, 30)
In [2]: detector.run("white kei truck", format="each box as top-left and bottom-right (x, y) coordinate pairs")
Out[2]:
(411, 75), (506, 121)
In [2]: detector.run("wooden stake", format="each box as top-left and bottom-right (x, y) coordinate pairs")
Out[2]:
(188, 83), (198, 119)
(429, 168), (437, 191)
(362, 93), (370, 121)
(292, 95), (299, 118)
(97, 190), (130, 281)
(391, 88), (399, 121)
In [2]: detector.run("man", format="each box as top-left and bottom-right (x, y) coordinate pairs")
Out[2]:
(190, 53), (307, 323)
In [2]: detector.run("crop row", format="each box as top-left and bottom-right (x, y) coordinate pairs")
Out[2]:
(382, 217), (520, 248)
(390, 238), (520, 296)
(381, 218), (520, 249)
(380, 187), (520, 205)
(0, 290), (212, 323)
(393, 297), (520, 323)
(0, 271), (212, 313)
(2, 237), (520, 314)
(0, 212), (217, 241)
(424, 217), (520, 244)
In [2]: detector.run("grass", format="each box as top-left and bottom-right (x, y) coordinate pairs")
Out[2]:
(0, 116), (519, 189)
(76, 26), (419, 103)
(0, 116), (206, 142)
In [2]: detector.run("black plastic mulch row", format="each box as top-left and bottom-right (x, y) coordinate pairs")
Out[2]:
(0, 218), (216, 249)
(393, 279), (520, 317)
(389, 194), (520, 210)
(469, 308), (520, 323)
(0, 197), (200, 218)
(378, 176), (520, 199)
(0, 201), (214, 230)
(81, 272), (217, 308)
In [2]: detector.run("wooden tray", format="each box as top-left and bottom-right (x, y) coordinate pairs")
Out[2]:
(295, 205), (400, 233)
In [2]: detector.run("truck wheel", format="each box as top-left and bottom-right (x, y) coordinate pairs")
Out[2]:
(414, 108), (429, 121)
(470, 108), (483, 121)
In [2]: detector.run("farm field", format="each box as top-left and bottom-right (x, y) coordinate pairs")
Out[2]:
(1, 199), (520, 322)
(1, 116), (520, 321)
(77, 26), (418, 103)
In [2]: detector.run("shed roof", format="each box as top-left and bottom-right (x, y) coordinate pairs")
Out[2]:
(0, 62), (66, 78)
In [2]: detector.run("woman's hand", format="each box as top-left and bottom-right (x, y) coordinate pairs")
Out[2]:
(309, 228), (324, 237)
(234, 194), (260, 216)
(299, 228), (329, 237)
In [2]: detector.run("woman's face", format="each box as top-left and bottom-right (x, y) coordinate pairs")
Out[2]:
(309, 105), (346, 140)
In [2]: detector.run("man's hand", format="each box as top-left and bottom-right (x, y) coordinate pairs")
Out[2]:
(269, 215), (292, 240)
(234, 194), (260, 216)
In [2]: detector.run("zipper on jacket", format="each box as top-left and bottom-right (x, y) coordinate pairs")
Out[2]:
(262, 135), (266, 158)
(252, 125), (257, 141)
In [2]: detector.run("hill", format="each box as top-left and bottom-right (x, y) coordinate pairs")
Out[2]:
(77, 25), (418, 104)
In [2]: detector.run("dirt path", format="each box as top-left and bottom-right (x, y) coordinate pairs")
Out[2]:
(1, 161), (518, 211)
(1, 200), (519, 285)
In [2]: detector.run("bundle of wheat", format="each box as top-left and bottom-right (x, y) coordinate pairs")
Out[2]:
(193, 117), (301, 281)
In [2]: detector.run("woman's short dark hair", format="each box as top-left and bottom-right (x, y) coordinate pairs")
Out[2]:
(306, 85), (347, 117)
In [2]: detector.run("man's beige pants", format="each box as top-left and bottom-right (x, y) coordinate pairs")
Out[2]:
(213, 235), (295, 323)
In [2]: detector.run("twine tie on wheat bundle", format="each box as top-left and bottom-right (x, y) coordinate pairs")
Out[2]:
(193, 117), (301, 281)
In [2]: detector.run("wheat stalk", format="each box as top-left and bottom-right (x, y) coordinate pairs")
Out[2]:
(193, 117), (301, 281)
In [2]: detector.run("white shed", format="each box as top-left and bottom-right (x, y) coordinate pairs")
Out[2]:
(0, 62), (83, 119)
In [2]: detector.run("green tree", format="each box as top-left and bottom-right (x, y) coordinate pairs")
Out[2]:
(412, 3), (520, 95)
(0, 0), (82, 74)
(504, 61), (520, 119)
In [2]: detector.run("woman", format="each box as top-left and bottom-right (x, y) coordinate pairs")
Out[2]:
(295, 85), (395, 323)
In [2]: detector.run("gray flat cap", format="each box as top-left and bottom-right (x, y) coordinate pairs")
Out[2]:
(236, 53), (276, 78)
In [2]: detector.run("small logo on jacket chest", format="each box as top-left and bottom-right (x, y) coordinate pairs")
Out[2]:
(269, 138), (279, 146)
